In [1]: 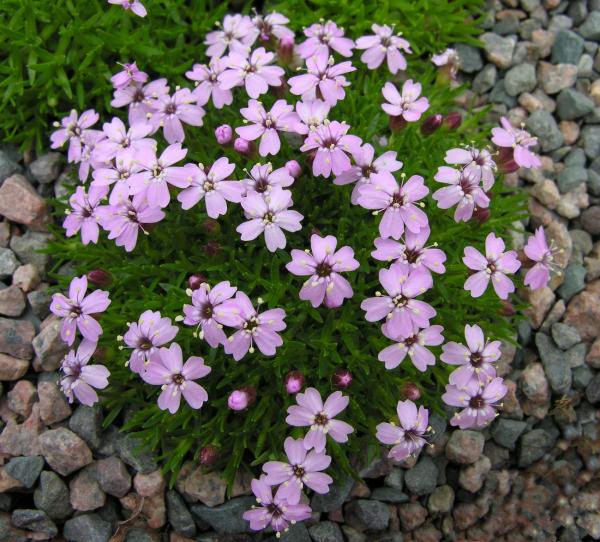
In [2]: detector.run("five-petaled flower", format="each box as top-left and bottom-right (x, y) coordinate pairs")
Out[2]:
(50, 109), (99, 163)
(186, 58), (234, 109)
(356, 24), (411, 73)
(491, 116), (541, 169)
(296, 20), (354, 58)
(286, 388), (354, 452)
(376, 400), (429, 462)
(378, 324), (444, 372)
(149, 88), (205, 144)
(142, 342), (212, 414)
(286, 234), (360, 308)
(463, 233), (521, 300)
(63, 185), (109, 245)
(381, 80), (429, 122)
(523, 226), (556, 290)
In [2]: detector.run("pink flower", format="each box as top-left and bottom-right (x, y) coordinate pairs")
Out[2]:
(243, 478), (312, 533)
(50, 275), (111, 345)
(236, 99), (299, 157)
(122, 310), (178, 374)
(262, 437), (333, 504)
(92, 149), (143, 205)
(285, 371), (305, 394)
(357, 173), (429, 240)
(463, 233), (521, 299)
(237, 187), (303, 252)
(111, 62), (148, 90)
(491, 117), (541, 169)
(381, 80), (429, 122)
(176, 157), (244, 217)
(149, 88), (205, 144)
(523, 227), (555, 290)
(128, 144), (189, 208)
(441, 324), (501, 387)
(108, 0), (147, 17)
(60, 340), (109, 406)
(378, 324), (444, 371)
(361, 262), (435, 338)
(228, 389), (252, 410)
(93, 117), (155, 163)
(63, 184), (109, 245)
(186, 58), (234, 109)
(294, 99), (330, 136)
(215, 124), (233, 144)
(181, 281), (238, 347)
(376, 400), (429, 462)
(355, 24), (411, 73)
(219, 292), (286, 361)
(96, 194), (165, 252)
(444, 147), (496, 191)
(204, 14), (258, 59)
(142, 342), (211, 414)
(371, 226), (447, 275)
(252, 12), (294, 42)
(78, 131), (106, 182)
(286, 234), (359, 308)
(432, 166), (489, 222)
(219, 48), (284, 98)
(286, 388), (353, 452)
(50, 109), (99, 163)
(431, 48), (459, 79)
(334, 143), (403, 204)
(296, 21), (354, 58)
(442, 377), (507, 429)
(285, 160), (301, 179)
(300, 121), (362, 178)
(287, 51), (355, 106)
(111, 79), (169, 126)
(242, 163), (294, 195)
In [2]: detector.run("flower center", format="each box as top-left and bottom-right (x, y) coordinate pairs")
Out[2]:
(264, 114), (274, 128)
(391, 191), (406, 208)
(138, 337), (153, 350)
(127, 209), (139, 222)
(69, 304), (82, 317)
(314, 412), (329, 426)
(315, 261), (332, 278)
(292, 465), (305, 478)
(172, 374), (185, 385)
(165, 103), (177, 115)
(470, 352), (483, 367)
(469, 395), (485, 409)
(404, 247), (422, 264)
(152, 165), (164, 179)
(243, 316), (259, 332)
(392, 294), (408, 308)
(201, 303), (214, 319)
(254, 177), (269, 193)
(404, 335), (418, 347)
(133, 89), (145, 103)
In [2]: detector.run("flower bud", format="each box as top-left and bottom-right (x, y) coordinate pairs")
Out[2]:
(332, 368), (353, 389)
(188, 274), (208, 291)
(402, 383), (421, 401)
(285, 160), (302, 179)
(228, 386), (256, 411)
(420, 114), (443, 136)
(496, 147), (519, 173)
(202, 218), (220, 235)
(234, 137), (252, 155)
(278, 35), (295, 65)
(87, 269), (112, 287)
(389, 115), (407, 133)
(472, 206), (491, 224)
(499, 300), (516, 316)
(444, 111), (462, 130)
(215, 124), (233, 145)
(199, 444), (219, 466)
(203, 241), (220, 257)
(284, 371), (304, 394)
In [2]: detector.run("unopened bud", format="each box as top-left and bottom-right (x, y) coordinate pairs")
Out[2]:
(444, 111), (462, 130)
(87, 269), (112, 287)
(228, 386), (256, 411)
(215, 124), (233, 145)
(199, 444), (219, 466)
(420, 114), (443, 136)
(278, 35), (295, 65)
(284, 371), (305, 394)
(285, 160), (302, 179)
(188, 274), (208, 291)
(499, 300), (516, 316)
(202, 218), (220, 235)
(203, 241), (220, 257)
(402, 383), (421, 401)
(332, 368), (353, 389)
(234, 137), (252, 155)
(389, 115), (407, 133)
(472, 206), (491, 224)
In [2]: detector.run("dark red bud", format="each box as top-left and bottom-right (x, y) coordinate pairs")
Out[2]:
(87, 269), (112, 287)
(389, 115), (407, 133)
(499, 300), (516, 316)
(278, 36), (295, 65)
(402, 383), (421, 401)
(496, 147), (519, 173)
(310, 227), (322, 238)
(332, 368), (353, 389)
(202, 218), (220, 235)
(420, 114), (443, 136)
(240, 385), (257, 406)
(203, 241), (220, 257)
(188, 274), (208, 291)
(472, 206), (491, 224)
(284, 371), (305, 394)
(199, 445), (219, 466)
(444, 111), (462, 130)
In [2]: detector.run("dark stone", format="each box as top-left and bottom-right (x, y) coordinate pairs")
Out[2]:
(535, 333), (572, 394)
(370, 487), (409, 503)
(308, 521), (344, 542)
(491, 419), (527, 450)
(573, 365), (594, 390)
(4, 456), (43, 488)
(69, 405), (103, 449)
(557, 264), (586, 302)
(190, 496), (255, 534)
(551, 323), (581, 350)
(166, 490), (196, 537)
(311, 475), (353, 512)
(456, 44), (483, 73)
(556, 89), (595, 120)
(34, 471), (73, 519)
(518, 429), (557, 467)
(11, 509), (57, 537)
(345, 500), (390, 532)
(63, 513), (113, 542)
(556, 166), (588, 193)
(115, 433), (158, 474)
(586, 373), (600, 404)
(404, 457), (438, 496)
(551, 30), (584, 64)
(526, 110), (564, 151)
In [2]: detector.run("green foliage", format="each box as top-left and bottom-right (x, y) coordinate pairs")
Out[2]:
(41, 0), (526, 488)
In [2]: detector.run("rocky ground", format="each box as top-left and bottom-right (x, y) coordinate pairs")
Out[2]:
(1, 0), (600, 540)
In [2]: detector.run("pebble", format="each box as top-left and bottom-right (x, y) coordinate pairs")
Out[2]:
(115, 433), (158, 474)
(70, 469), (106, 511)
(91, 457), (132, 498)
(34, 471), (73, 520)
(404, 457), (438, 496)
(0, 352), (29, 380)
(0, 247), (19, 280)
(491, 419), (528, 449)
(518, 428), (557, 467)
(29, 153), (63, 184)
(586, 373), (600, 403)
(557, 263), (586, 302)
(556, 88), (595, 120)
(526, 109), (564, 151)
(564, 281), (600, 341)
(370, 487), (408, 503)
(11, 509), (57, 537)
(582, 125), (600, 159)
(581, 206), (600, 235)
(538, 62), (578, 94)
(398, 502), (428, 531)
(345, 499), (390, 532)
(32, 317), (69, 371)
(551, 30), (584, 64)
(472, 64), (497, 93)
(312, 475), (354, 512)
(190, 496), (255, 534)
(63, 513), (113, 542)
(0, 317), (34, 359)
(28, 287), (51, 319)
(39, 427), (93, 476)
(504, 63), (536, 96)
(445, 431), (485, 464)
(481, 32), (516, 68)
(0, 174), (50, 231)
(551, 322), (581, 350)
(183, 468), (226, 506)
(0, 285), (26, 317)
(458, 456), (491, 493)
(38, 380), (71, 425)
(68, 404), (103, 449)
(9, 231), (50, 275)
(7, 380), (37, 417)
(456, 43), (483, 72)
(579, 11), (600, 40)
(557, 166), (587, 193)
(573, 365), (594, 389)
(166, 490), (196, 538)
(4, 456), (43, 489)
(309, 521), (344, 542)
(535, 332), (573, 394)
(134, 469), (164, 498)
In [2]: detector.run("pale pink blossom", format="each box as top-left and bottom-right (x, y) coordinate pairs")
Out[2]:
(294, 99), (330, 135)
(93, 117), (155, 163)
(432, 166), (489, 222)
(444, 147), (496, 191)
(60, 340), (109, 406)
(108, 0), (147, 17)
(356, 24), (411, 73)
(296, 21), (354, 59)
(381, 80), (429, 122)
(63, 184), (109, 245)
(219, 48), (284, 98)
(186, 58), (234, 109)
(523, 227), (556, 290)
(376, 400), (429, 462)
(111, 79), (169, 126)
(111, 62), (148, 90)
(149, 88), (205, 144)
(252, 12), (294, 42)
(50, 109), (99, 163)
(378, 324), (444, 371)
(204, 14), (258, 59)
